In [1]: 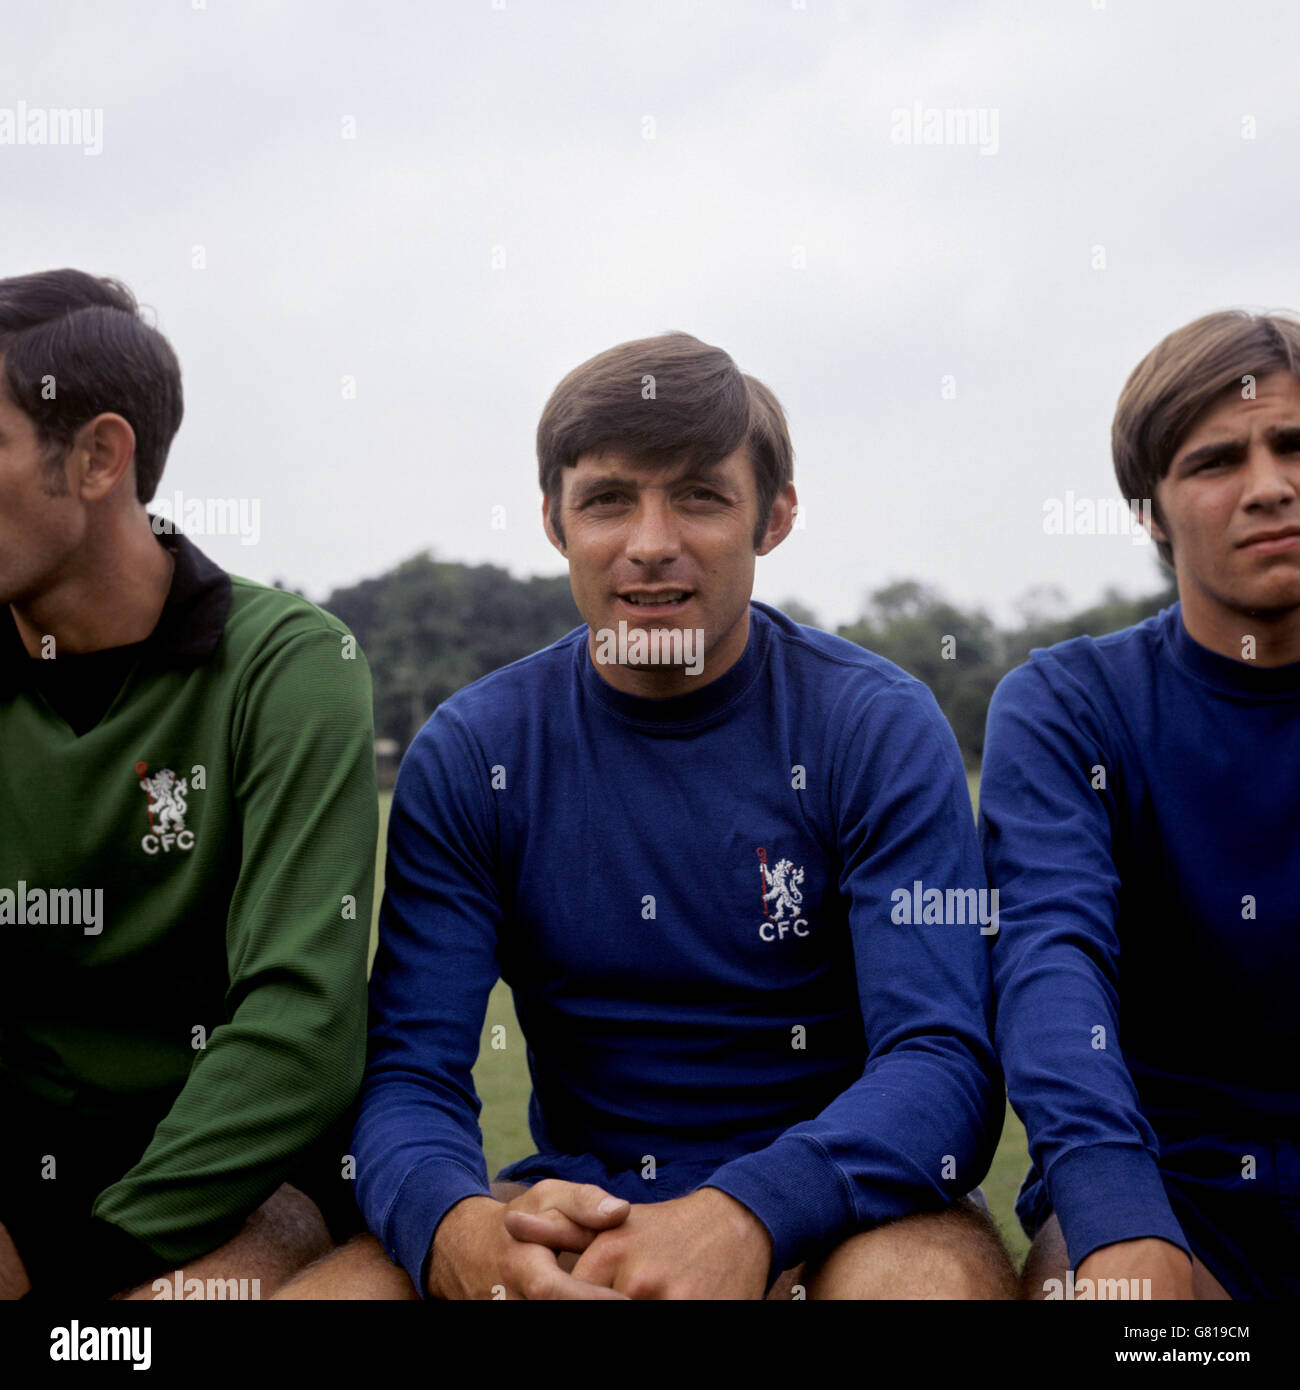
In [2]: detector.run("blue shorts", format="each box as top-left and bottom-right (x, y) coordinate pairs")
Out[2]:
(1017, 1130), (1300, 1299)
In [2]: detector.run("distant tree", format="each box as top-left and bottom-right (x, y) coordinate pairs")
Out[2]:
(322, 552), (579, 748)
(777, 597), (819, 627)
(835, 570), (1178, 767)
(1004, 572), (1178, 665)
(838, 582), (1000, 767)
(1013, 583), (1070, 629)
(312, 547), (1181, 768)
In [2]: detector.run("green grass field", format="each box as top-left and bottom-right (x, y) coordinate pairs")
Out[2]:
(372, 780), (1031, 1263)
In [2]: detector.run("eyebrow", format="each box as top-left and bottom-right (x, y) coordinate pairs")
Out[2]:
(1177, 425), (1300, 470)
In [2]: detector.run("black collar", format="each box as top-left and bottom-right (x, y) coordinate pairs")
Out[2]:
(0, 524), (232, 691)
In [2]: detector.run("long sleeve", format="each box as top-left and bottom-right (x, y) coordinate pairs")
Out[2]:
(978, 659), (1189, 1267)
(352, 705), (502, 1296)
(703, 681), (1004, 1279)
(88, 627), (377, 1284)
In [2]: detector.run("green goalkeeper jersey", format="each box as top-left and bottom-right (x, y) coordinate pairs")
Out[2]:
(0, 530), (376, 1288)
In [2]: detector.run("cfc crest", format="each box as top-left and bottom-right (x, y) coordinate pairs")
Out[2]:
(136, 761), (195, 854)
(755, 846), (809, 942)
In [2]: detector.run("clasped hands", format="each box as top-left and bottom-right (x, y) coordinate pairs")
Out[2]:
(429, 1178), (772, 1300)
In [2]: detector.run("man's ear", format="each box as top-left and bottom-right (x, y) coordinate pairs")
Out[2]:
(72, 413), (137, 504)
(542, 494), (567, 556)
(756, 482), (798, 557)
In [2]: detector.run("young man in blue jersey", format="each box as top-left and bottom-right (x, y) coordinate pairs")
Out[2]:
(281, 332), (1012, 1300)
(981, 310), (1300, 1300)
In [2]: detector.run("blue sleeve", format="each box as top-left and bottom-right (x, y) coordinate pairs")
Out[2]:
(703, 681), (1004, 1280)
(978, 659), (1190, 1268)
(352, 706), (500, 1297)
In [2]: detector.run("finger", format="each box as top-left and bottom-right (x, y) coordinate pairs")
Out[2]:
(570, 1240), (618, 1289)
(513, 1245), (629, 1301)
(504, 1207), (602, 1253)
(528, 1181), (631, 1229)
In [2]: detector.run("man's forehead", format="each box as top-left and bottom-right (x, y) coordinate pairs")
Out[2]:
(567, 447), (745, 484)
(1171, 371), (1300, 457)
(1188, 371), (1300, 430)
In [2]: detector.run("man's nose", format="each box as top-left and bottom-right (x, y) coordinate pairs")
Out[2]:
(624, 494), (681, 564)
(1240, 442), (1299, 510)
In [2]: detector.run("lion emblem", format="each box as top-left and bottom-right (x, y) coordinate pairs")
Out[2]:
(139, 767), (189, 834)
(760, 857), (805, 923)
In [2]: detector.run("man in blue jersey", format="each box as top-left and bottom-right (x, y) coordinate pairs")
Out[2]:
(981, 310), (1300, 1300)
(280, 332), (1011, 1300)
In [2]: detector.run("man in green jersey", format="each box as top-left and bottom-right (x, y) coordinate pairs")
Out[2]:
(0, 269), (377, 1300)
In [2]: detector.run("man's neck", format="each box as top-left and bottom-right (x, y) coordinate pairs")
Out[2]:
(1179, 587), (1300, 668)
(10, 515), (175, 657)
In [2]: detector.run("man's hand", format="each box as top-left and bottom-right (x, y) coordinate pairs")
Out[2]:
(516, 1186), (772, 1299)
(428, 1180), (633, 1300)
(1076, 1238), (1195, 1299)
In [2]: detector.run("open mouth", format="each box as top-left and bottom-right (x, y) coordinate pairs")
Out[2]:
(618, 590), (693, 614)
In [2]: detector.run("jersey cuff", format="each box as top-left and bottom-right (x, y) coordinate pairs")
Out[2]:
(701, 1135), (855, 1286)
(1046, 1143), (1192, 1269)
(386, 1157), (493, 1298)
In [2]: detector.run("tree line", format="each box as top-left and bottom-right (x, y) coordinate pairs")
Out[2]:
(311, 552), (1178, 769)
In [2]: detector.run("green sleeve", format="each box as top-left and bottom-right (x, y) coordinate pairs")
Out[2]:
(91, 625), (377, 1269)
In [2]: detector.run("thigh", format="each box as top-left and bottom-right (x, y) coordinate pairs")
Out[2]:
(271, 1231), (420, 1300)
(806, 1199), (1017, 1300)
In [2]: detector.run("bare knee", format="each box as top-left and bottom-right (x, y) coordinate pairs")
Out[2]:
(807, 1202), (1017, 1300)
(1020, 1214), (1067, 1300)
(115, 1183), (334, 1300)
(0, 1224), (32, 1301)
(272, 1232), (419, 1300)
(241, 1182), (334, 1260)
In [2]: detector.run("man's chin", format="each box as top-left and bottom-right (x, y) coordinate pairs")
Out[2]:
(1227, 578), (1300, 620)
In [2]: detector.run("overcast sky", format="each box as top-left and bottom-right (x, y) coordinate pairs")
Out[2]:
(4, 0), (1297, 629)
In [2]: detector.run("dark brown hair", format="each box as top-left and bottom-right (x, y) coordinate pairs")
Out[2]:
(0, 268), (183, 503)
(537, 331), (793, 546)
(1113, 309), (1300, 565)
